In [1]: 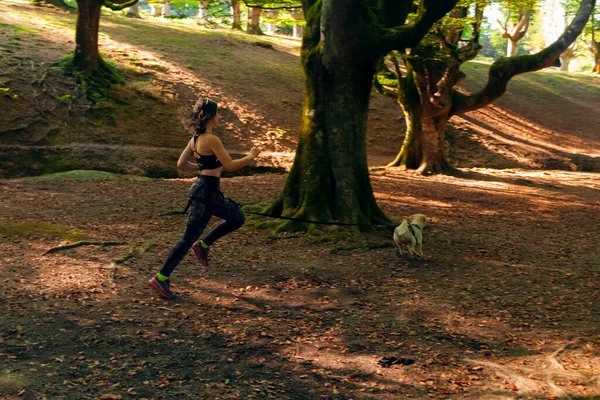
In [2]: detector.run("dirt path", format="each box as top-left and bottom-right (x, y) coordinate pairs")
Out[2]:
(1, 168), (599, 399)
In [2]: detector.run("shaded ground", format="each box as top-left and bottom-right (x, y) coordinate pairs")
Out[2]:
(1, 2), (600, 399)
(1, 168), (600, 399)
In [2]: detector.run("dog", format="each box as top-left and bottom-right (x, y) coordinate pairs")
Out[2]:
(393, 214), (427, 260)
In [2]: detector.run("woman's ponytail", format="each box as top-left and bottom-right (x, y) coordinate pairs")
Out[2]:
(185, 98), (218, 135)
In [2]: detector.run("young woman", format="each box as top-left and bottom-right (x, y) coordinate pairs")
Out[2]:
(149, 98), (261, 299)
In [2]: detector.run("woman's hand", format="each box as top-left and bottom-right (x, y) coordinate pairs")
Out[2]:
(250, 147), (262, 159)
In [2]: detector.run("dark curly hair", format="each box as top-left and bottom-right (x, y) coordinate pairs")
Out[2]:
(185, 98), (218, 135)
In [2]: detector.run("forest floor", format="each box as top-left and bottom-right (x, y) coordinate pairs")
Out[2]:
(1, 1), (600, 399)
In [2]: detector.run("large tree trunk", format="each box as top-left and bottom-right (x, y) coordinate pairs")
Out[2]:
(74, 0), (103, 72)
(126, 2), (140, 18)
(269, 0), (387, 227)
(231, 0), (241, 30)
(247, 7), (263, 35)
(387, 63), (452, 174)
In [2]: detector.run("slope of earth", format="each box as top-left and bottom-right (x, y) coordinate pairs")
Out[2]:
(1, 168), (599, 399)
(1, 0), (599, 178)
(451, 61), (600, 172)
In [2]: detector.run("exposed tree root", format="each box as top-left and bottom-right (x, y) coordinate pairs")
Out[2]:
(467, 336), (600, 397)
(43, 241), (126, 255)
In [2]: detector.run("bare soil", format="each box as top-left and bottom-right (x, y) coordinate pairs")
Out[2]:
(1, 2), (600, 399)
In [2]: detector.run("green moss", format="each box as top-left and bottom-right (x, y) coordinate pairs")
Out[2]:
(59, 53), (125, 101)
(25, 170), (118, 182)
(21, 170), (152, 182)
(0, 221), (87, 241)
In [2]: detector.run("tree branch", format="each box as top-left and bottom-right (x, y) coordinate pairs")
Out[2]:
(103, 0), (139, 11)
(373, 75), (397, 99)
(378, 0), (461, 53)
(240, 0), (302, 10)
(450, 0), (596, 116)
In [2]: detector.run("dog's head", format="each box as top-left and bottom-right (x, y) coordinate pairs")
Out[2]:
(409, 214), (427, 229)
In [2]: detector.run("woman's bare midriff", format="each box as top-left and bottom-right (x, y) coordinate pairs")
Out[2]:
(199, 167), (222, 177)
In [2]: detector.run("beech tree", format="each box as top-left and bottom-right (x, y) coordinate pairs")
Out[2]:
(565, 0), (600, 72)
(375, 0), (595, 174)
(65, 0), (139, 94)
(267, 0), (461, 227)
(499, 0), (540, 56)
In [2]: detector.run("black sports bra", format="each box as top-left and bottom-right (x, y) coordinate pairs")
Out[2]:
(192, 134), (222, 170)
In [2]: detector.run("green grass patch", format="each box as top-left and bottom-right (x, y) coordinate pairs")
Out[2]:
(22, 170), (151, 182)
(0, 22), (38, 36)
(0, 221), (87, 240)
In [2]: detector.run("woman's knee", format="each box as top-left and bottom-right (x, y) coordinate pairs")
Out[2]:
(230, 211), (245, 229)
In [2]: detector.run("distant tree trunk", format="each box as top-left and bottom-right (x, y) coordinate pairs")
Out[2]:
(161, 0), (170, 17)
(264, 9), (278, 35)
(501, 10), (531, 57)
(247, 7), (263, 35)
(231, 0), (241, 29)
(385, 57), (457, 174)
(506, 38), (518, 57)
(591, 39), (600, 73)
(198, 0), (209, 21)
(290, 7), (303, 39)
(74, 0), (103, 72)
(126, 2), (140, 18)
(559, 41), (578, 71)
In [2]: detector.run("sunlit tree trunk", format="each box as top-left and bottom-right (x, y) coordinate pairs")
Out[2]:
(126, 2), (140, 18)
(247, 7), (263, 34)
(161, 0), (170, 17)
(198, 0), (209, 21)
(231, 0), (241, 29)
(591, 39), (600, 73)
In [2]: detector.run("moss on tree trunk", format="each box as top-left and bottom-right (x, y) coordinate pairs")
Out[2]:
(268, 0), (388, 229)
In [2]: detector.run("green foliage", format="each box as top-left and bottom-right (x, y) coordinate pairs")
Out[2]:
(1, 87), (19, 99)
(56, 93), (75, 103)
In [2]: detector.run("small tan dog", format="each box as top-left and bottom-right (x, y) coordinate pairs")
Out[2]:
(393, 214), (427, 260)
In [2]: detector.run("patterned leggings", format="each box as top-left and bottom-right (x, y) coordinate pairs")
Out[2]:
(159, 175), (245, 277)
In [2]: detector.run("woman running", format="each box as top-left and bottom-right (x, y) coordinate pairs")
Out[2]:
(149, 98), (261, 299)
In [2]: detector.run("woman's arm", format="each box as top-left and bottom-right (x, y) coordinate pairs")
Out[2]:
(210, 136), (261, 172)
(177, 139), (199, 172)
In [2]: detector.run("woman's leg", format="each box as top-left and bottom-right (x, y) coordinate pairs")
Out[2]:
(160, 201), (211, 277)
(149, 200), (211, 299)
(202, 194), (245, 245)
(191, 194), (244, 266)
